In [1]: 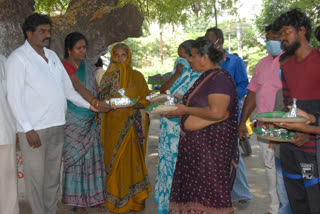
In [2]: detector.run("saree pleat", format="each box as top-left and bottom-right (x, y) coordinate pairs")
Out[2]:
(98, 43), (151, 213)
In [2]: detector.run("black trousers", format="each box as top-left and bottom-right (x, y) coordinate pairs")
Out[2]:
(280, 143), (320, 214)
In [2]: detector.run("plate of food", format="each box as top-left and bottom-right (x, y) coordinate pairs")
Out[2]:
(254, 111), (308, 123)
(106, 98), (138, 108)
(147, 94), (183, 103)
(253, 127), (295, 142)
(145, 103), (178, 115)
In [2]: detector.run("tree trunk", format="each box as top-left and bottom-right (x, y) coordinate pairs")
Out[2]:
(0, 0), (144, 62)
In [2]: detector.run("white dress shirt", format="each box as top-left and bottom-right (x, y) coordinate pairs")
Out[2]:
(0, 55), (16, 145)
(6, 41), (90, 133)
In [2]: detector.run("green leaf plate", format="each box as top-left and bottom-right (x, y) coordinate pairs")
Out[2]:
(254, 111), (308, 123)
(253, 127), (295, 142)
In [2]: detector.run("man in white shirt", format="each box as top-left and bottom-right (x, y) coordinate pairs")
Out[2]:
(6, 13), (96, 214)
(0, 55), (19, 214)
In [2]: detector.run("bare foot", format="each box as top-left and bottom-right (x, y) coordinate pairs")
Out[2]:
(75, 207), (88, 214)
(95, 204), (107, 212)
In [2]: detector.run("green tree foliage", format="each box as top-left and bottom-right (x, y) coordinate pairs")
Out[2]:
(255, 0), (320, 46)
(118, 15), (268, 80)
(34, 0), (69, 15)
(117, 0), (237, 25)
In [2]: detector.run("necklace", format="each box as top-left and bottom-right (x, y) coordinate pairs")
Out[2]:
(68, 57), (80, 69)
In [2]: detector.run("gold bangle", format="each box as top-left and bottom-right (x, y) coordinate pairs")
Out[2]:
(93, 99), (98, 106)
(89, 97), (95, 105)
(95, 101), (99, 109)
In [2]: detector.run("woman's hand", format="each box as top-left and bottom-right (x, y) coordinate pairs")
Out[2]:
(163, 104), (188, 117)
(98, 101), (111, 112)
(90, 105), (99, 112)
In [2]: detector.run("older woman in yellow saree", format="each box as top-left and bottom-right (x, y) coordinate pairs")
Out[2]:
(98, 43), (151, 214)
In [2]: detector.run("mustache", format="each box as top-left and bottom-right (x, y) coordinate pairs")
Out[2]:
(42, 37), (51, 42)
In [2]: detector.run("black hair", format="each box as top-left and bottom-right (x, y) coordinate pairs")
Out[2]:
(265, 24), (273, 33)
(22, 13), (52, 39)
(113, 43), (129, 55)
(195, 36), (205, 42)
(64, 32), (88, 59)
(95, 57), (103, 67)
(206, 27), (224, 44)
(192, 40), (223, 64)
(273, 8), (312, 42)
(315, 26), (320, 42)
(179, 40), (194, 57)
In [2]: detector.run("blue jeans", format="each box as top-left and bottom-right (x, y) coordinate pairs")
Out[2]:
(231, 145), (253, 201)
(276, 157), (293, 214)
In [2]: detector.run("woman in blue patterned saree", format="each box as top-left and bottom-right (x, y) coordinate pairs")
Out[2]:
(154, 40), (200, 214)
(61, 32), (109, 214)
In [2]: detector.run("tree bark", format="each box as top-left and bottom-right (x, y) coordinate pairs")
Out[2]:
(0, 0), (144, 62)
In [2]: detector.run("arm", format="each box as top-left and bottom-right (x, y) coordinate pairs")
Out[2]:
(61, 65), (91, 109)
(281, 69), (290, 106)
(238, 90), (256, 139)
(160, 64), (183, 93)
(6, 55), (33, 133)
(6, 55), (41, 147)
(277, 123), (320, 135)
(68, 74), (110, 112)
(234, 58), (249, 101)
(275, 107), (319, 135)
(166, 93), (230, 121)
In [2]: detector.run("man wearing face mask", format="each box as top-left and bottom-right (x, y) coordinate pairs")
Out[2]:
(239, 25), (293, 214)
(273, 9), (320, 214)
(205, 27), (252, 206)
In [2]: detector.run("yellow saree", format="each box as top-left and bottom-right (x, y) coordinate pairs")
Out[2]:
(98, 43), (151, 213)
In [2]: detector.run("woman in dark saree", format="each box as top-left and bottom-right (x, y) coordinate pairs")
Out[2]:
(166, 40), (239, 214)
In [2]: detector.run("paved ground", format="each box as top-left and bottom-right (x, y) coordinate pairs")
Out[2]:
(20, 115), (270, 214)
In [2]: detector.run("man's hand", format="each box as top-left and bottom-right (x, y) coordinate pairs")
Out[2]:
(287, 105), (315, 124)
(275, 122), (308, 132)
(26, 130), (41, 148)
(290, 132), (309, 146)
(238, 123), (247, 140)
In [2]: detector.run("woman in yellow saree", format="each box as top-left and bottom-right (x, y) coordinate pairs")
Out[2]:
(98, 43), (151, 213)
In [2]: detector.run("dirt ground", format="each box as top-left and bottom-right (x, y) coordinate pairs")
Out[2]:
(19, 115), (270, 214)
